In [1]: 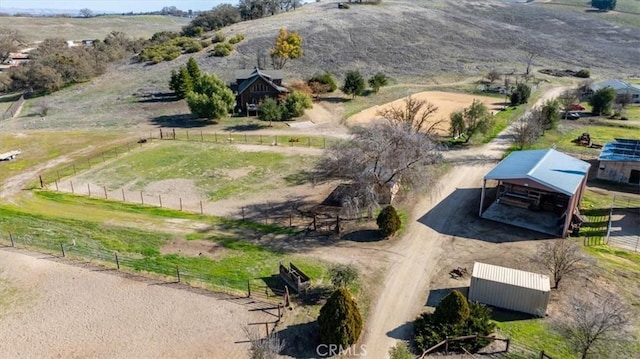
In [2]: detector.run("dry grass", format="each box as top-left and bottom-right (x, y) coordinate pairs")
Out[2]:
(3, 15), (190, 42)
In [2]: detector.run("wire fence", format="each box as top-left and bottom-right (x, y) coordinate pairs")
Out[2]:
(1, 93), (24, 120)
(0, 230), (292, 302)
(606, 196), (640, 252)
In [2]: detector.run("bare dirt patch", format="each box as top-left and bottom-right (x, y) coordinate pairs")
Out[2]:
(346, 91), (504, 135)
(144, 178), (201, 196)
(161, 239), (226, 260)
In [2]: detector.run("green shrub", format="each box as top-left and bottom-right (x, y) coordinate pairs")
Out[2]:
(139, 36), (203, 63)
(283, 91), (313, 118)
(211, 42), (233, 57)
(510, 83), (531, 105)
(229, 34), (245, 44)
(200, 39), (212, 48)
(377, 205), (401, 238)
(212, 30), (226, 43)
(318, 288), (363, 347)
(329, 264), (359, 288)
(309, 72), (338, 92)
(258, 98), (282, 122)
(576, 68), (590, 78)
(414, 290), (495, 354)
(389, 342), (413, 359)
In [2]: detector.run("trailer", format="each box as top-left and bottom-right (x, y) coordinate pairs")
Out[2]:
(0, 150), (21, 161)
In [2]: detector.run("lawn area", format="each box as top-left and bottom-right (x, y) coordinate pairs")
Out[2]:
(494, 317), (574, 358)
(623, 105), (640, 121)
(73, 141), (318, 201)
(0, 203), (329, 292)
(0, 131), (123, 184)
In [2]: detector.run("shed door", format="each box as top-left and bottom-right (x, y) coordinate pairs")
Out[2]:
(630, 170), (640, 185)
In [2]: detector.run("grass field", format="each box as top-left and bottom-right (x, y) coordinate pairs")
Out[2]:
(72, 141), (318, 201)
(0, 131), (123, 183)
(495, 318), (574, 358)
(0, 196), (329, 291)
(3, 15), (190, 42)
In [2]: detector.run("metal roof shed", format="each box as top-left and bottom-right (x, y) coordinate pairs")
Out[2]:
(469, 262), (550, 317)
(597, 138), (640, 184)
(479, 149), (590, 237)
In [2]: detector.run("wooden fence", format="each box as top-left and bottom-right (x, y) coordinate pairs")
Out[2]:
(1, 93), (25, 120)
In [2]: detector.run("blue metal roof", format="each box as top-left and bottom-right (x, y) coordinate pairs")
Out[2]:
(598, 138), (640, 162)
(484, 149), (590, 196)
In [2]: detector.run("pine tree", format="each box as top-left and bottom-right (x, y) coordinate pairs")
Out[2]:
(318, 288), (363, 347)
(186, 56), (201, 81)
(377, 205), (401, 238)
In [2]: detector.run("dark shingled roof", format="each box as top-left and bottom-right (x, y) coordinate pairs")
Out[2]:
(236, 67), (288, 95)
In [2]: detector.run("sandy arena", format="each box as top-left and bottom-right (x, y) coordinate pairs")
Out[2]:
(0, 249), (271, 359)
(347, 91), (504, 135)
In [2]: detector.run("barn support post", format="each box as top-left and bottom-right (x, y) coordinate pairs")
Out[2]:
(479, 179), (486, 217)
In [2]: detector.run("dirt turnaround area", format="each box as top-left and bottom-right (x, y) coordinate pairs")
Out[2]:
(347, 91), (504, 135)
(0, 249), (268, 359)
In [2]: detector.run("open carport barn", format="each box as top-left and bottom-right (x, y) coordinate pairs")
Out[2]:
(469, 262), (550, 317)
(479, 149), (590, 237)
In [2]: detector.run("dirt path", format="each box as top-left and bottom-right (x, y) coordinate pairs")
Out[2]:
(360, 85), (566, 357)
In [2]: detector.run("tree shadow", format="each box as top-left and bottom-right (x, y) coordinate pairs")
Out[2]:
(342, 229), (384, 242)
(386, 321), (414, 340)
(301, 285), (333, 305)
(150, 114), (214, 128)
(137, 92), (180, 103)
(223, 123), (270, 131)
(321, 96), (349, 104)
(276, 321), (319, 358)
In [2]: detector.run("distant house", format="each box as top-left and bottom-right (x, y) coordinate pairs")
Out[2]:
(231, 67), (288, 114)
(586, 79), (640, 103)
(597, 138), (640, 185)
(0, 52), (30, 72)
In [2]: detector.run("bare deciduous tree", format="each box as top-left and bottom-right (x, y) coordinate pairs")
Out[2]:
(615, 91), (633, 109)
(525, 51), (537, 75)
(377, 96), (443, 135)
(558, 89), (580, 118)
(562, 293), (630, 359)
(486, 70), (501, 84)
(536, 239), (582, 289)
(0, 28), (23, 63)
(243, 326), (285, 359)
(512, 113), (542, 150)
(79, 8), (94, 18)
(317, 122), (442, 211)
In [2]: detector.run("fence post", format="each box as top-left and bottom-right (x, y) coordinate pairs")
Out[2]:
(445, 337), (449, 355)
(540, 351), (545, 359)
(179, 198), (183, 211)
(247, 280), (251, 297)
(9, 232), (14, 247)
(260, 135), (262, 145)
(39, 175), (44, 188)
(70, 180), (74, 194)
(55, 179), (59, 191)
(186, 130), (189, 140)
(176, 267), (181, 282)
(274, 136), (278, 146)
(87, 183), (91, 197)
(140, 191), (144, 205)
(104, 186), (108, 199)
(159, 194), (162, 208)
(60, 243), (65, 257)
(122, 188), (126, 201)
(172, 128), (176, 140)
(115, 252), (120, 270)
(200, 200), (203, 215)
(200, 130), (203, 141)
(265, 323), (269, 336)
(278, 303), (282, 318)
(505, 338), (510, 352)
(215, 132), (217, 142)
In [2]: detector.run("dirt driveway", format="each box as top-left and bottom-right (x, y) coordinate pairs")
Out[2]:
(0, 249), (271, 359)
(360, 86), (567, 357)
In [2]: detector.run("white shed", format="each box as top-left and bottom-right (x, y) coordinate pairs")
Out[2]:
(469, 262), (550, 317)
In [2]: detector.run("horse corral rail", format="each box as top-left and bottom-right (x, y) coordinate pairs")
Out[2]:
(279, 262), (311, 294)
